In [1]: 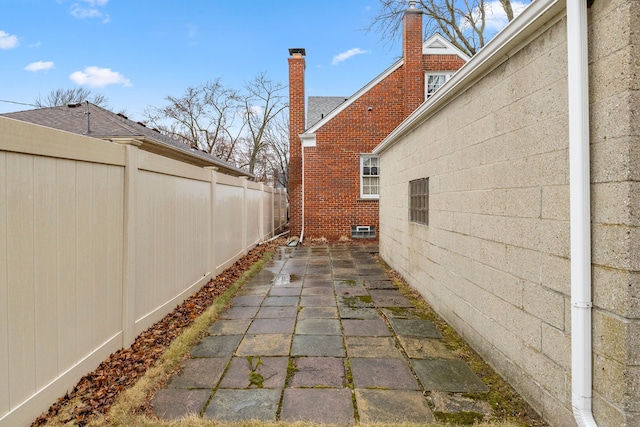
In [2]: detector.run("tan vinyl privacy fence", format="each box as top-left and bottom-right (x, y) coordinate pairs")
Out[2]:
(0, 117), (287, 427)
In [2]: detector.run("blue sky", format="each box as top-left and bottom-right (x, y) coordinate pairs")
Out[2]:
(0, 0), (408, 120)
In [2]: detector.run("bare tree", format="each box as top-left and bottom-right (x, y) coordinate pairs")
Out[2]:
(263, 111), (290, 190)
(35, 87), (109, 108)
(143, 73), (288, 179)
(239, 72), (288, 176)
(366, 0), (531, 57)
(142, 79), (246, 162)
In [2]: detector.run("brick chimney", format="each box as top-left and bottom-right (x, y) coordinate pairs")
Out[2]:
(402, 3), (424, 116)
(288, 48), (306, 238)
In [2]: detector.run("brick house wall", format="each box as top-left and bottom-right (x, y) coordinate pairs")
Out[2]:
(288, 8), (466, 241)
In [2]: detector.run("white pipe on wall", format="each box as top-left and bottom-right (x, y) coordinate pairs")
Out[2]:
(300, 142), (305, 244)
(567, 0), (598, 425)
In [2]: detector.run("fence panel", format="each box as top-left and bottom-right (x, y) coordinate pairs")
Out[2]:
(0, 117), (287, 426)
(214, 174), (245, 272)
(134, 151), (212, 335)
(0, 119), (125, 427)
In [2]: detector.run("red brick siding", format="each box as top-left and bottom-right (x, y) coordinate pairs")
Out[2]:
(302, 67), (407, 240)
(424, 54), (467, 71)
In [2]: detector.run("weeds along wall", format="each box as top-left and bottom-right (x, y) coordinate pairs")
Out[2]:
(0, 116), (287, 427)
(377, 1), (640, 426)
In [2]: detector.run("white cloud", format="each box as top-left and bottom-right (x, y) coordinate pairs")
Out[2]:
(332, 48), (368, 65)
(25, 61), (54, 72)
(0, 30), (19, 49)
(71, 0), (110, 22)
(69, 66), (132, 87)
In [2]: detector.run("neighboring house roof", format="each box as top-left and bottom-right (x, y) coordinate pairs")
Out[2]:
(1, 102), (251, 178)
(300, 33), (469, 142)
(307, 96), (347, 128)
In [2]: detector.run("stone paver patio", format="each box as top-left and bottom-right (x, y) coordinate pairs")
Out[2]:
(151, 244), (490, 424)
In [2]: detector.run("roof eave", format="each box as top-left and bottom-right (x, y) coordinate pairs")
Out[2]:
(374, 0), (564, 155)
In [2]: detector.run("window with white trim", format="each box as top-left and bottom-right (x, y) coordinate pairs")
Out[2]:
(426, 73), (454, 98)
(360, 155), (380, 198)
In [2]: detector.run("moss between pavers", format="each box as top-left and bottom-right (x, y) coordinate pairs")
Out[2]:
(435, 411), (485, 425)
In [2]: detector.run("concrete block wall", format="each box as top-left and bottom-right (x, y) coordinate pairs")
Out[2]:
(379, 1), (639, 425)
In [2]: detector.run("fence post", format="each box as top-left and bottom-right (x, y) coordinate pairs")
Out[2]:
(259, 183), (265, 241)
(240, 177), (248, 255)
(121, 140), (142, 348)
(206, 167), (218, 277)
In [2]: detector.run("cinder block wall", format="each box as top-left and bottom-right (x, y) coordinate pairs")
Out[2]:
(378, 2), (639, 426)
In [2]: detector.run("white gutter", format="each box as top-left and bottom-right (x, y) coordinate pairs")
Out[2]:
(567, 0), (598, 426)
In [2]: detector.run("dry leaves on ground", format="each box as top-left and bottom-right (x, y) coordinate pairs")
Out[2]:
(31, 239), (283, 427)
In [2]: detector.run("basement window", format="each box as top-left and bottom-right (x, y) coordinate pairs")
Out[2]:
(351, 225), (376, 239)
(409, 178), (429, 225)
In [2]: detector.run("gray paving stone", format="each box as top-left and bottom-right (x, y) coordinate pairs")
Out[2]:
(207, 319), (251, 336)
(255, 305), (297, 319)
(151, 388), (210, 420)
(338, 295), (375, 308)
(350, 358), (421, 390)
(399, 336), (455, 359)
(167, 357), (229, 389)
(281, 389), (355, 425)
(301, 286), (334, 295)
(204, 389), (280, 422)
(388, 318), (443, 338)
(191, 335), (243, 358)
(355, 389), (435, 424)
(237, 285), (270, 296)
(272, 273), (303, 286)
(412, 359), (489, 392)
(268, 286), (302, 296)
(220, 305), (260, 319)
(230, 295), (265, 306)
(345, 336), (404, 358)
(338, 306), (380, 319)
(369, 289), (414, 307)
(235, 334), (292, 356)
(295, 318), (341, 335)
(335, 286), (369, 297)
(290, 357), (346, 387)
(381, 307), (423, 319)
(364, 279), (397, 289)
(300, 295), (335, 307)
(342, 318), (392, 336)
(218, 356), (288, 389)
(303, 278), (333, 287)
(247, 317), (296, 334)
(262, 296), (299, 306)
(298, 306), (338, 319)
(291, 335), (346, 357)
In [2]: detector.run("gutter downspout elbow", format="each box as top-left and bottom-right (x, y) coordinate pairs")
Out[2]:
(567, 0), (598, 426)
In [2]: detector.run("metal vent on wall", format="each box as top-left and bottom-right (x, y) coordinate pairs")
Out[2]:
(351, 225), (376, 238)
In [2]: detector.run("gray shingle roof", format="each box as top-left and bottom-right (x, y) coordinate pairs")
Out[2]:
(307, 96), (347, 129)
(1, 102), (251, 177)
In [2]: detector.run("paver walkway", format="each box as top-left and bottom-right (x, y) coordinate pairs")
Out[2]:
(151, 244), (491, 424)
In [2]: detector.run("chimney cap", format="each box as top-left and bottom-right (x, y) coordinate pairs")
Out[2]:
(289, 48), (306, 56)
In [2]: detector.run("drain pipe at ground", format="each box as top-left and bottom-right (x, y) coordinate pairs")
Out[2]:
(567, 0), (598, 426)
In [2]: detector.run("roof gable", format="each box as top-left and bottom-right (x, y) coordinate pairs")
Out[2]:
(422, 33), (471, 61)
(302, 34), (468, 136)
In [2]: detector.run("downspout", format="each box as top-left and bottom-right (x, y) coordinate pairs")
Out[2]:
(300, 141), (305, 244)
(567, 0), (598, 426)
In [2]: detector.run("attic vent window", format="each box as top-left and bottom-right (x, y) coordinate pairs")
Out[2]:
(351, 225), (376, 239)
